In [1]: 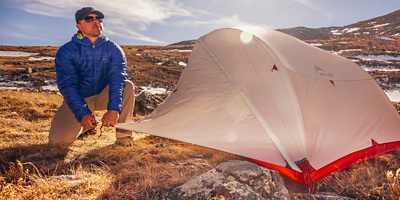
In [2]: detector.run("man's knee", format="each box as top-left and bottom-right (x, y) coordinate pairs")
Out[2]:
(124, 80), (135, 94)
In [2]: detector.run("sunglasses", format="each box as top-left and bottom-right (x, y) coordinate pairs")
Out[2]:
(84, 16), (103, 23)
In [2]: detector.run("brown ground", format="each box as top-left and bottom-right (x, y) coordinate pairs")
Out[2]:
(1, 35), (400, 198)
(1, 35), (400, 91)
(0, 44), (191, 92)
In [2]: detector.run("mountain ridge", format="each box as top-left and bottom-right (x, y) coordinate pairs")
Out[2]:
(170, 9), (400, 45)
(277, 9), (400, 40)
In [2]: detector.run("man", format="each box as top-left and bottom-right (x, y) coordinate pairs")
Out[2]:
(49, 7), (135, 146)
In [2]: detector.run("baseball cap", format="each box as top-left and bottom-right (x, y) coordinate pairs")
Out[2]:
(75, 7), (104, 24)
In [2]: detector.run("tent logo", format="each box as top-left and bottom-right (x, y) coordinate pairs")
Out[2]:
(315, 66), (334, 78)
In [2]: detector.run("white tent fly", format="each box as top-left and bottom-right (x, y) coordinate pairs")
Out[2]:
(116, 26), (400, 187)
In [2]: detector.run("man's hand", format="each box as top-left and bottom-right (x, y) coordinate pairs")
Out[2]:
(81, 114), (97, 130)
(101, 110), (119, 127)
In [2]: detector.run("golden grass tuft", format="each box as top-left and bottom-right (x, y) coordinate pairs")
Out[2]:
(0, 160), (112, 199)
(315, 151), (400, 199)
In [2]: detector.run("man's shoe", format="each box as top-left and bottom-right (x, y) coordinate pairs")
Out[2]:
(115, 136), (135, 146)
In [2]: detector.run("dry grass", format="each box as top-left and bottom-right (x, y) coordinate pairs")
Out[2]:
(0, 90), (244, 199)
(314, 152), (400, 199)
(1, 90), (400, 199)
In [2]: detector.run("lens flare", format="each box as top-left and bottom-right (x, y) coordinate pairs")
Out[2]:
(240, 31), (253, 44)
(227, 132), (238, 143)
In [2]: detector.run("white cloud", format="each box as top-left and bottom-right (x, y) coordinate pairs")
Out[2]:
(16, 0), (80, 18)
(293, 0), (320, 11)
(99, 0), (192, 25)
(4, 0), (391, 46)
(0, 27), (55, 43)
(177, 14), (254, 28)
(292, 0), (332, 22)
(3, 0), (269, 44)
(105, 24), (165, 44)
(15, 0), (192, 26)
(9, 0), (193, 44)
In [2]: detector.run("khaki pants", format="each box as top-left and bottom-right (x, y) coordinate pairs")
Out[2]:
(49, 80), (135, 143)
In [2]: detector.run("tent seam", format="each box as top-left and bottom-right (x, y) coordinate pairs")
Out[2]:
(251, 35), (308, 159)
(198, 34), (302, 172)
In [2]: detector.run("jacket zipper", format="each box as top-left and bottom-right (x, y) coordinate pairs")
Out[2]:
(93, 44), (97, 94)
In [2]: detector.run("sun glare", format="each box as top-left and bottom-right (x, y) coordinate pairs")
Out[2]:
(240, 31), (253, 44)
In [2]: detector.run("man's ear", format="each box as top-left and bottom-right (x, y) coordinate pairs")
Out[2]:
(76, 23), (81, 31)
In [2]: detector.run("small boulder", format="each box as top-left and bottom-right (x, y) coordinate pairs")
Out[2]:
(134, 91), (166, 116)
(164, 160), (291, 200)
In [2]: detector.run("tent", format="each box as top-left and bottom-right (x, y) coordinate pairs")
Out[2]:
(116, 26), (400, 188)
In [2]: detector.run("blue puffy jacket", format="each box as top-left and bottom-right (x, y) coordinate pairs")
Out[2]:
(55, 32), (127, 121)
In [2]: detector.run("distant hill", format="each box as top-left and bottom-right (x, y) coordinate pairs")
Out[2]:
(277, 9), (400, 40)
(168, 40), (196, 46)
(169, 9), (400, 45)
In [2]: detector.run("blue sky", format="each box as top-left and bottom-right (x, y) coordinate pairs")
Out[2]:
(1, 0), (399, 46)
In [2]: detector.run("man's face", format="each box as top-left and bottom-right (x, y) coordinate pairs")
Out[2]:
(76, 13), (103, 38)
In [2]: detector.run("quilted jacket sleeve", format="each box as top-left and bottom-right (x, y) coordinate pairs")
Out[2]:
(55, 44), (92, 121)
(107, 43), (127, 113)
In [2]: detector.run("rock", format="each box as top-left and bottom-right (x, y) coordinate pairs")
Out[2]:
(164, 160), (291, 200)
(33, 80), (47, 87)
(134, 91), (166, 115)
(163, 160), (354, 200)
(26, 67), (33, 74)
(162, 60), (175, 66)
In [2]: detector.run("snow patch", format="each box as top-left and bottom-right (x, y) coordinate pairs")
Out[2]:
(379, 36), (395, 41)
(0, 51), (39, 57)
(356, 54), (400, 62)
(140, 86), (167, 94)
(386, 90), (400, 102)
(331, 29), (342, 35)
(344, 28), (360, 33)
(179, 61), (187, 66)
(310, 43), (323, 47)
(338, 49), (362, 54)
(359, 64), (400, 71)
(373, 23), (390, 28)
(28, 57), (55, 61)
